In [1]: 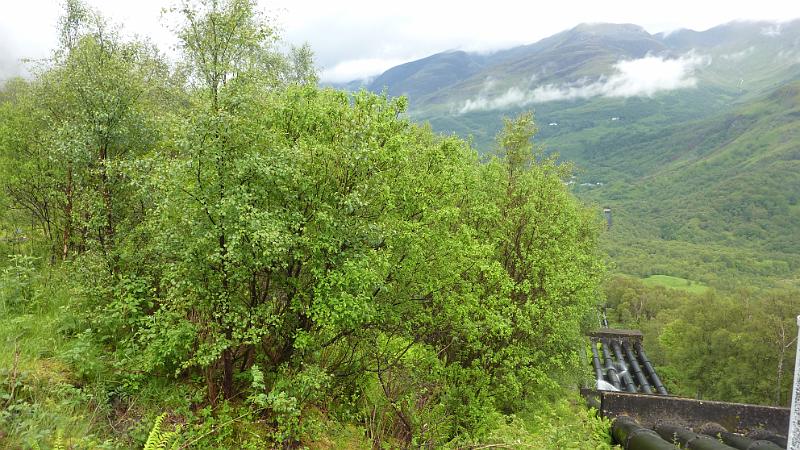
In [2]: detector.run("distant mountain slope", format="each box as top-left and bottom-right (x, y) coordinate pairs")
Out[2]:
(366, 51), (488, 101)
(590, 81), (800, 282)
(359, 20), (800, 125)
(424, 23), (669, 102)
(341, 20), (800, 285)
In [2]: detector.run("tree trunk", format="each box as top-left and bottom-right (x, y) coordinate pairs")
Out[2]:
(222, 347), (234, 400)
(206, 364), (219, 406)
(61, 166), (73, 260)
(777, 347), (785, 405)
(98, 145), (117, 273)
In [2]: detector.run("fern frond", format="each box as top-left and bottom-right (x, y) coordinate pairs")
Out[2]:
(53, 429), (65, 450)
(143, 413), (179, 450)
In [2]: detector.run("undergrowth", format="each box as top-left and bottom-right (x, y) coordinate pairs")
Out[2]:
(0, 259), (615, 449)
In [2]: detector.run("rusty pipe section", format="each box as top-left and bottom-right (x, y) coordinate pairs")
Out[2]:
(747, 430), (788, 448)
(611, 416), (680, 450)
(709, 431), (784, 450)
(698, 424), (785, 450)
(612, 416), (785, 450)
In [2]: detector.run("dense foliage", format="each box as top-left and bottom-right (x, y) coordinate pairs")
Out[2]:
(604, 275), (800, 406)
(363, 21), (800, 290)
(0, 1), (606, 447)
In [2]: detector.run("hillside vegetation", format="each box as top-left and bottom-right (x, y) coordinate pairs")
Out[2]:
(352, 19), (800, 287)
(4, 2), (800, 447)
(0, 1), (615, 448)
(346, 17), (800, 410)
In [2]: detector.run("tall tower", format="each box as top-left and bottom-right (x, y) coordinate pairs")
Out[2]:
(603, 207), (612, 230)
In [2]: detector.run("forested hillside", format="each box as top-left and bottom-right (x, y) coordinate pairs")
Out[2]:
(352, 19), (800, 286)
(345, 17), (800, 413)
(0, 1), (614, 448)
(4, 1), (800, 447)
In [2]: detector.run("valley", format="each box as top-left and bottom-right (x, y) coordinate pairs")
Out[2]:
(339, 19), (800, 288)
(3, 3), (800, 447)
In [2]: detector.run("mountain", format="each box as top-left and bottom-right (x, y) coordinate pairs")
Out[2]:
(593, 80), (800, 284)
(341, 20), (800, 286)
(366, 50), (489, 99)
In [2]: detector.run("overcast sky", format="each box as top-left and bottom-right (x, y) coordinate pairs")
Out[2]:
(2, 0), (799, 83)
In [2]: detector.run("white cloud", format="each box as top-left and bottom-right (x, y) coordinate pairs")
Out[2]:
(2, 1), (799, 83)
(0, 46), (24, 81)
(761, 24), (782, 36)
(458, 86), (529, 112)
(459, 52), (709, 113)
(321, 57), (412, 83)
(777, 49), (800, 63)
(721, 46), (755, 61)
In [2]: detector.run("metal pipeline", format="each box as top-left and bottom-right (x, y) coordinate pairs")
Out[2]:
(611, 416), (680, 450)
(612, 340), (638, 393)
(655, 423), (738, 450)
(746, 430), (788, 448)
(708, 431), (784, 450)
(698, 424), (784, 450)
(635, 342), (668, 395)
(601, 339), (622, 390)
(591, 340), (605, 382)
(623, 340), (653, 394)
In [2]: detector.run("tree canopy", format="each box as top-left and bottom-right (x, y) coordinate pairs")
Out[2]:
(0, 1), (604, 447)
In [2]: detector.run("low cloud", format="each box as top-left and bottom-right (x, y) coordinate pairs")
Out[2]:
(320, 57), (413, 83)
(761, 24), (782, 37)
(0, 30), (25, 83)
(777, 49), (800, 63)
(0, 59), (23, 83)
(459, 52), (709, 113)
(721, 46), (754, 61)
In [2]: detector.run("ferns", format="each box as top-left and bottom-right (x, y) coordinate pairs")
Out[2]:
(53, 430), (65, 450)
(143, 413), (180, 450)
(29, 430), (65, 450)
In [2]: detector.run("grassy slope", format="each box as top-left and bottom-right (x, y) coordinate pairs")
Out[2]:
(587, 81), (800, 286)
(640, 275), (710, 294)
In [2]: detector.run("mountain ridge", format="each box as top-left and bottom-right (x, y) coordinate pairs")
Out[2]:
(337, 20), (800, 108)
(335, 19), (800, 286)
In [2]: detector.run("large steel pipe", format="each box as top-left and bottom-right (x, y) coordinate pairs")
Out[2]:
(747, 430), (788, 448)
(698, 424), (784, 450)
(591, 340), (605, 383)
(612, 416), (679, 450)
(655, 423), (737, 450)
(623, 340), (653, 394)
(601, 339), (622, 390)
(710, 432), (783, 450)
(636, 342), (668, 395)
(612, 340), (638, 393)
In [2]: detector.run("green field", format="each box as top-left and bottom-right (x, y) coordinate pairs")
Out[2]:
(640, 274), (710, 294)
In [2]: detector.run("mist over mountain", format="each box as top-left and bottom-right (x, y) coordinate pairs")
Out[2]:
(0, 31), (24, 83)
(343, 19), (800, 284)
(352, 20), (800, 114)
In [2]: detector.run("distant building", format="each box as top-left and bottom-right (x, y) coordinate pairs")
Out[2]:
(603, 207), (612, 230)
